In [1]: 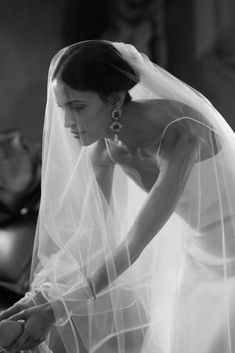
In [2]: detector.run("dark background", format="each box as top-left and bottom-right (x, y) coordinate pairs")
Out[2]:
(1, 0), (235, 142)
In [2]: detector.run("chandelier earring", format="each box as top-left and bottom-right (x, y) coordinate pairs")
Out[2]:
(109, 106), (123, 143)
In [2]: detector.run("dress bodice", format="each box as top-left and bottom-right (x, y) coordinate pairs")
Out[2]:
(175, 150), (233, 230)
(104, 137), (160, 192)
(105, 135), (234, 233)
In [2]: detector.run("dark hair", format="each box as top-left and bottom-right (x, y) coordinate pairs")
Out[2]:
(52, 40), (139, 104)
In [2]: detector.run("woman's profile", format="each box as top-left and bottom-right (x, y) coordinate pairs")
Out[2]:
(1, 40), (235, 353)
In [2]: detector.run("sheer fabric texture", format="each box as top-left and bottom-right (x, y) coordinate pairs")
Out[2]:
(29, 42), (235, 353)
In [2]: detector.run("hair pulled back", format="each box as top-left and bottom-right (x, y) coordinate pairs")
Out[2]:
(52, 40), (139, 104)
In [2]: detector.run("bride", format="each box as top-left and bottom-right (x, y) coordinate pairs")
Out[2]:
(1, 40), (235, 353)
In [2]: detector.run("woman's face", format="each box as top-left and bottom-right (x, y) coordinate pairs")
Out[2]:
(53, 79), (114, 146)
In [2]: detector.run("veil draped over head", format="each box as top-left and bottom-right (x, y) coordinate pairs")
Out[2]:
(30, 41), (235, 353)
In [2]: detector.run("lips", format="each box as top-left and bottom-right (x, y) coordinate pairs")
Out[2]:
(71, 130), (86, 134)
(71, 130), (78, 135)
(71, 130), (86, 138)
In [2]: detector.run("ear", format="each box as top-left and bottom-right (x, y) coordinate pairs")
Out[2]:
(106, 91), (126, 109)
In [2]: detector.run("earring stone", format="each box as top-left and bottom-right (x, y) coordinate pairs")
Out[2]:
(109, 107), (123, 143)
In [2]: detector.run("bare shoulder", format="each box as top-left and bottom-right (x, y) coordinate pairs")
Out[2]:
(145, 98), (207, 126)
(136, 98), (219, 167)
(158, 119), (199, 161)
(145, 98), (210, 151)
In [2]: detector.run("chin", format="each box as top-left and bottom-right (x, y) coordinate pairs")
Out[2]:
(79, 134), (98, 146)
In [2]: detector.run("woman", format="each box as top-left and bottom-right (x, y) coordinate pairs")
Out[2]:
(1, 40), (235, 353)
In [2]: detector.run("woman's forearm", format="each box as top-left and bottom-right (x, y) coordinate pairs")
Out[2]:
(91, 141), (197, 297)
(90, 234), (139, 295)
(90, 190), (175, 297)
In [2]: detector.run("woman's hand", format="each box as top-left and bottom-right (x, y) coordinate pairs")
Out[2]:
(0, 320), (25, 348)
(4, 302), (56, 352)
(0, 291), (46, 323)
(0, 297), (34, 323)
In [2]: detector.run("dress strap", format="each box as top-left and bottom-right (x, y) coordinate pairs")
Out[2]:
(157, 116), (216, 157)
(104, 138), (117, 164)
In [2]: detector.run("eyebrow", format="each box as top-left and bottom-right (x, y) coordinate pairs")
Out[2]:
(57, 100), (86, 107)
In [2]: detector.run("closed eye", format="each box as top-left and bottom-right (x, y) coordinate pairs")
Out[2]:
(72, 105), (86, 112)
(74, 108), (83, 112)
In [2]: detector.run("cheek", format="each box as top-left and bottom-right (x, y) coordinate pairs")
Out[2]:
(98, 105), (111, 124)
(89, 107), (109, 128)
(71, 111), (86, 128)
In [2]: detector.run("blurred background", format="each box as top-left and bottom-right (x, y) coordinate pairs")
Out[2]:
(0, 0), (235, 308)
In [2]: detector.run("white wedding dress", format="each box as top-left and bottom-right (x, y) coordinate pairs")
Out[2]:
(168, 149), (235, 353)
(103, 121), (235, 353)
(28, 41), (235, 353)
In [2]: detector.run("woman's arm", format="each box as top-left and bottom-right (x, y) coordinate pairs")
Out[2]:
(91, 126), (199, 295)
(0, 129), (199, 353)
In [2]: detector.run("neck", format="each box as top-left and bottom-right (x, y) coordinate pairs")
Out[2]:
(109, 101), (155, 150)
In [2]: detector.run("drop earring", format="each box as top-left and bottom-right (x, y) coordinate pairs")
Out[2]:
(109, 106), (123, 143)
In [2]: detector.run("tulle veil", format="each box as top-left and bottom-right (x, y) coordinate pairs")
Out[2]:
(29, 41), (235, 353)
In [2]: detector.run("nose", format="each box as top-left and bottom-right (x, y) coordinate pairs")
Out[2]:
(64, 111), (75, 129)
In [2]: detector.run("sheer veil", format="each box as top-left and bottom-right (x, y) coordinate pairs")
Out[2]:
(30, 41), (235, 353)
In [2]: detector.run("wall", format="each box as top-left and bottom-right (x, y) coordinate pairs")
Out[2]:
(1, 0), (235, 141)
(193, 0), (235, 129)
(0, 0), (65, 141)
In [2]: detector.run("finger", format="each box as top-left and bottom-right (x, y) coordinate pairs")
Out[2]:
(0, 310), (8, 321)
(0, 301), (27, 321)
(4, 320), (27, 353)
(13, 332), (44, 352)
(4, 320), (26, 352)
(0, 296), (36, 322)
(0, 347), (9, 353)
(6, 327), (28, 352)
(0, 307), (18, 322)
(19, 337), (43, 351)
(7, 311), (28, 322)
